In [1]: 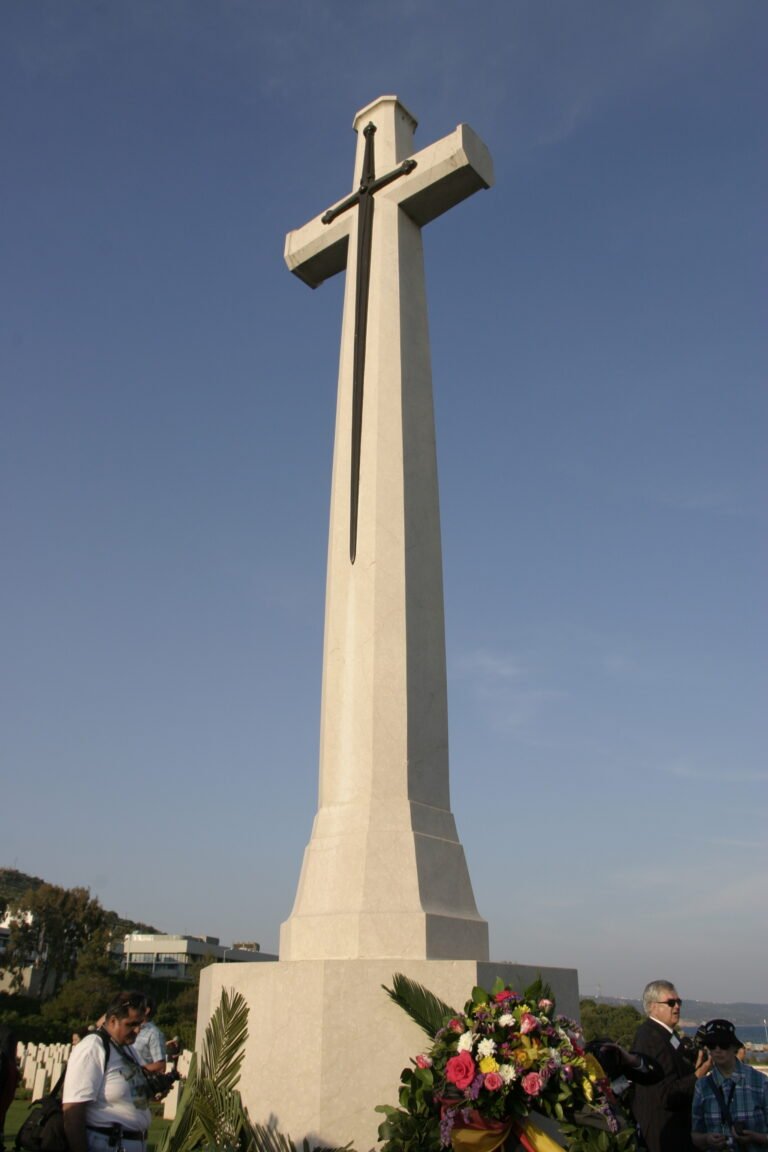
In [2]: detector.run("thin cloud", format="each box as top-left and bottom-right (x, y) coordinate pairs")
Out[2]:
(661, 758), (768, 784)
(654, 486), (754, 520)
(452, 647), (565, 733)
(454, 649), (526, 681)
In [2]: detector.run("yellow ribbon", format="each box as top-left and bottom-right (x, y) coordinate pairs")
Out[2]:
(518, 1117), (563, 1151)
(451, 1124), (512, 1152)
(451, 1117), (562, 1152)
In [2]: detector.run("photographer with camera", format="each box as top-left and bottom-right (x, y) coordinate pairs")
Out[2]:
(631, 980), (712, 1152)
(62, 992), (152, 1152)
(691, 1020), (768, 1151)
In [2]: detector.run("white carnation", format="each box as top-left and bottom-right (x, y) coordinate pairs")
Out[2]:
(457, 1032), (474, 1053)
(477, 1038), (496, 1058)
(499, 1013), (514, 1027)
(499, 1064), (517, 1084)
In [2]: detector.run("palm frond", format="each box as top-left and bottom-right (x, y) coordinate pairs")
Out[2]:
(382, 972), (457, 1040)
(158, 1053), (200, 1152)
(200, 987), (249, 1092)
(194, 1082), (250, 1148)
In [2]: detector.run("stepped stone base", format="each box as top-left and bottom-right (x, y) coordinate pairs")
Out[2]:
(197, 957), (579, 1152)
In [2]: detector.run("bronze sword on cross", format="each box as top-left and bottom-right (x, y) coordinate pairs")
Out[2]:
(321, 123), (416, 564)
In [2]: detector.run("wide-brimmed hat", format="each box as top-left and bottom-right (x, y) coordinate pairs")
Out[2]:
(701, 1019), (743, 1049)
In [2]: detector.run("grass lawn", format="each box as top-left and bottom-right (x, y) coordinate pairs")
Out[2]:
(4, 1093), (171, 1152)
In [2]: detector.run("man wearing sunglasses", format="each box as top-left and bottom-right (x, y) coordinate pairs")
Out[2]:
(631, 980), (713, 1152)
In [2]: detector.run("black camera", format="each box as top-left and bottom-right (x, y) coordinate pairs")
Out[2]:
(143, 1067), (181, 1098)
(693, 1025), (710, 1050)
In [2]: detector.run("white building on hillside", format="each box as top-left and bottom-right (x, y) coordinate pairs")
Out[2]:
(113, 933), (277, 980)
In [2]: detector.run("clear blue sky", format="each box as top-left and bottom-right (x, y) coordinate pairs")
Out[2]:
(2, 1), (765, 1004)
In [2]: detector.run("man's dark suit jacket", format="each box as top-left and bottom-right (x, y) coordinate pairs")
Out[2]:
(631, 1017), (698, 1152)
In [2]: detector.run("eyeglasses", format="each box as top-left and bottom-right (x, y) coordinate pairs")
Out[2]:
(655, 998), (682, 1008)
(708, 1042), (731, 1050)
(119, 995), (147, 1009)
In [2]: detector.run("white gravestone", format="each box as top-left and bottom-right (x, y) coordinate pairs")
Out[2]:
(31, 1066), (49, 1102)
(23, 1055), (38, 1090)
(198, 95), (579, 1152)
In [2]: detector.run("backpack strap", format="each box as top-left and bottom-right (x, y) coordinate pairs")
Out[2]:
(96, 1028), (111, 1070)
(52, 1029), (112, 1100)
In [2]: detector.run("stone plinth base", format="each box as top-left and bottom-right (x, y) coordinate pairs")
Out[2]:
(197, 958), (579, 1152)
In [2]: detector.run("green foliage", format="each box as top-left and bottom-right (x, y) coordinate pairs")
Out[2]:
(381, 973), (457, 1040)
(521, 974), (555, 1006)
(556, 1117), (637, 1152)
(198, 988), (248, 1094)
(378, 978), (639, 1152)
(41, 971), (118, 1034)
(3, 883), (106, 998)
(159, 989), (248, 1152)
(0, 868), (158, 939)
(375, 1057), (442, 1152)
(579, 1001), (643, 1050)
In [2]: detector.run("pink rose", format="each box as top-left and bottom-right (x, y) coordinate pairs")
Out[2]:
(415, 1054), (432, 1069)
(494, 990), (514, 1003)
(449, 1018), (465, 1033)
(538, 998), (553, 1011)
(483, 1072), (503, 1091)
(446, 1052), (477, 1090)
(520, 1013), (539, 1034)
(522, 1072), (543, 1097)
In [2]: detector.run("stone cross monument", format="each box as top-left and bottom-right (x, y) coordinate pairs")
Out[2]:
(280, 94), (491, 965)
(198, 96), (578, 1152)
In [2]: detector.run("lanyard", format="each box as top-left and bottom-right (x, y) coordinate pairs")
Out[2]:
(710, 1078), (736, 1128)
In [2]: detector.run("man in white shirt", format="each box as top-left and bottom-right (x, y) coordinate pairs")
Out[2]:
(63, 992), (151, 1152)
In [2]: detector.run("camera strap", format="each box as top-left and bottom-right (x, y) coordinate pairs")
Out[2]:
(710, 1077), (736, 1128)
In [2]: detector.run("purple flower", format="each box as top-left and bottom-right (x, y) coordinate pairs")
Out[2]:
(440, 1109), (456, 1147)
(468, 1073), (484, 1100)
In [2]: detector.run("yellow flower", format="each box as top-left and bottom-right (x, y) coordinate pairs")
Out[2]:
(583, 1054), (604, 1081)
(479, 1057), (499, 1074)
(513, 1050), (532, 1069)
(582, 1077), (594, 1102)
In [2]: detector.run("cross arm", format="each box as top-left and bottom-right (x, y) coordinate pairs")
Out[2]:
(381, 123), (494, 227)
(284, 207), (352, 290)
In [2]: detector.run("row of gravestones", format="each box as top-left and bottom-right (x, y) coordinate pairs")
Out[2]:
(16, 1041), (72, 1101)
(14, 1040), (192, 1119)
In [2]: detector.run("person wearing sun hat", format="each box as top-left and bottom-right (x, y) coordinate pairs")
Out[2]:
(691, 1019), (768, 1151)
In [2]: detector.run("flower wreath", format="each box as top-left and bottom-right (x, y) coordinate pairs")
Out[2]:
(377, 976), (637, 1152)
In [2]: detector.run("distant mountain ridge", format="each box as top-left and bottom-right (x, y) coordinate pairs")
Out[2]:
(595, 995), (768, 1028)
(0, 866), (159, 937)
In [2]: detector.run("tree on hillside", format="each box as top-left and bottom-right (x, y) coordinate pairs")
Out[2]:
(2, 883), (106, 998)
(40, 925), (124, 1032)
(580, 999), (644, 1049)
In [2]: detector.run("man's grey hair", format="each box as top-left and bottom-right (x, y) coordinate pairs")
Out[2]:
(643, 980), (677, 1015)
